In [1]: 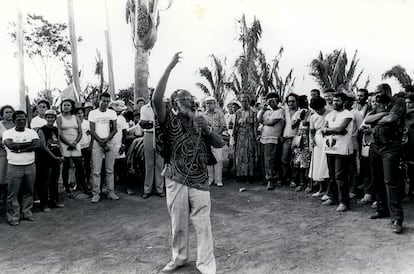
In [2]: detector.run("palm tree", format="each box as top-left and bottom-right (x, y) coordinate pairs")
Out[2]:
(257, 47), (295, 101)
(126, 0), (171, 107)
(310, 49), (367, 94)
(382, 65), (413, 88)
(235, 14), (263, 99)
(196, 55), (231, 108)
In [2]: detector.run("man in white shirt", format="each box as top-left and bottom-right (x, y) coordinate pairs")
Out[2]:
(3, 111), (39, 226)
(322, 92), (354, 212)
(88, 92), (119, 203)
(109, 100), (129, 185)
(203, 96), (226, 187)
(140, 99), (164, 199)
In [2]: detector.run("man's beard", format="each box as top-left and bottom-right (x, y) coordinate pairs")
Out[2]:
(334, 104), (343, 111)
(177, 101), (195, 117)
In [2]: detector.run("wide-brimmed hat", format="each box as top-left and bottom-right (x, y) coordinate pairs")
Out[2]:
(109, 100), (127, 112)
(44, 109), (57, 117)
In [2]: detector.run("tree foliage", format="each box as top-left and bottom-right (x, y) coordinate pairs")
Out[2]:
(9, 14), (78, 92)
(196, 55), (231, 108)
(309, 49), (365, 94)
(382, 65), (413, 88)
(235, 14), (263, 98)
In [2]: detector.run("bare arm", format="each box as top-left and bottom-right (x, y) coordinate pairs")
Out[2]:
(153, 52), (182, 123)
(38, 129), (60, 161)
(103, 119), (118, 144)
(364, 111), (387, 125)
(89, 121), (105, 145)
(4, 139), (39, 152)
(323, 118), (352, 136)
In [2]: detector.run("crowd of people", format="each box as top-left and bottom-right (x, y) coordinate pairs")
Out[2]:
(1, 51), (414, 273)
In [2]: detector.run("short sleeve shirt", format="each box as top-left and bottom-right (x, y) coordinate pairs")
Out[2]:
(88, 109), (117, 139)
(3, 128), (39, 165)
(158, 109), (210, 191)
(79, 120), (91, 149)
(30, 116), (47, 130)
(260, 108), (285, 144)
(203, 109), (226, 134)
(323, 109), (354, 155)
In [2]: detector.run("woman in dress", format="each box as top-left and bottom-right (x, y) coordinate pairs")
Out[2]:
(57, 99), (89, 197)
(308, 96), (330, 197)
(0, 105), (14, 209)
(233, 94), (258, 182)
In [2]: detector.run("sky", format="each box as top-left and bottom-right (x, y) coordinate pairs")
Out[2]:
(1, 0), (414, 108)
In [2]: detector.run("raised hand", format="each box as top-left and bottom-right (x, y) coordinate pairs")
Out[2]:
(168, 52), (182, 70)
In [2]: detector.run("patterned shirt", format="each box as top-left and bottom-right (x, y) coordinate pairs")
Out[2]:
(156, 109), (210, 191)
(203, 109), (226, 135)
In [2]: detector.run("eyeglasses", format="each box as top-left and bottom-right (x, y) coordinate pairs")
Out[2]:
(174, 96), (195, 102)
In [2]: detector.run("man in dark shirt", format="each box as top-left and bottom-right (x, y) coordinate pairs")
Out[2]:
(365, 83), (406, 234)
(153, 52), (223, 274)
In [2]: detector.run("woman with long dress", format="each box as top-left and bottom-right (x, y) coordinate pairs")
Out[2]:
(233, 94), (258, 182)
(308, 96), (330, 196)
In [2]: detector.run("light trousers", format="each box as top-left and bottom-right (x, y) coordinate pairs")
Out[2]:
(207, 147), (223, 185)
(143, 132), (164, 194)
(91, 141), (115, 196)
(7, 163), (36, 222)
(165, 178), (216, 274)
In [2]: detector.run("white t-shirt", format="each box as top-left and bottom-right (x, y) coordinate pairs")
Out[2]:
(114, 115), (129, 159)
(3, 128), (39, 165)
(79, 120), (91, 149)
(88, 109), (117, 139)
(282, 107), (298, 138)
(140, 103), (155, 133)
(324, 109), (354, 155)
(30, 116), (47, 130)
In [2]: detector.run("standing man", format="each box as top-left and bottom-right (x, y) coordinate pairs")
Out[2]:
(140, 97), (165, 199)
(88, 92), (119, 203)
(281, 93), (299, 186)
(3, 111), (39, 226)
(258, 92), (285, 190)
(203, 96), (226, 187)
(30, 99), (50, 130)
(322, 92), (354, 212)
(323, 88), (335, 111)
(153, 52), (222, 274)
(365, 83), (406, 234)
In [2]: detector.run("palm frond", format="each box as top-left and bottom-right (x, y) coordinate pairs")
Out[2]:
(195, 82), (211, 96)
(310, 58), (331, 90)
(198, 67), (216, 92)
(331, 50), (347, 89)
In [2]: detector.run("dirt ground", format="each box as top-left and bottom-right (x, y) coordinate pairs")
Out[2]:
(1, 179), (414, 274)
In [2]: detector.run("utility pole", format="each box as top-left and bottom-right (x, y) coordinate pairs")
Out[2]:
(104, 0), (115, 99)
(17, 0), (26, 111)
(67, 0), (81, 102)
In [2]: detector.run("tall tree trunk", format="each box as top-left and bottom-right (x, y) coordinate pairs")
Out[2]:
(67, 0), (81, 102)
(17, 0), (26, 111)
(134, 47), (149, 104)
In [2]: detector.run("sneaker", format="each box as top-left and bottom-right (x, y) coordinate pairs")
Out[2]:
(312, 191), (324, 197)
(266, 181), (275, 190)
(107, 192), (120, 200)
(391, 221), (403, 234)
(305, 186), (312, 193)
(42, 207), (52, 213)
(9, 220), (19, 226)
(50, 202), (64, 208)
(162, 261), (186, 273)
(275, 180), (283, 187)
(349, 192), (357, 199)
(91, 195), (100, 203)
(217, 182), (223, 187)
(289, 182), (297, 188)
(158, 192), (166, 197)
(142, 193), (150, 199)
(322, 199), (335, 206)
(321, 194), (330, 201)
(23, 215), (35, 221)
(336, 203), (347, 212)
(371, 201), (378, 209)
(358, 194), (373, 205)
(126, 188), (135, 195)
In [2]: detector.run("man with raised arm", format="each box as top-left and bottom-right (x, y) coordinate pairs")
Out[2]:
(153, 52), (222, 274)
